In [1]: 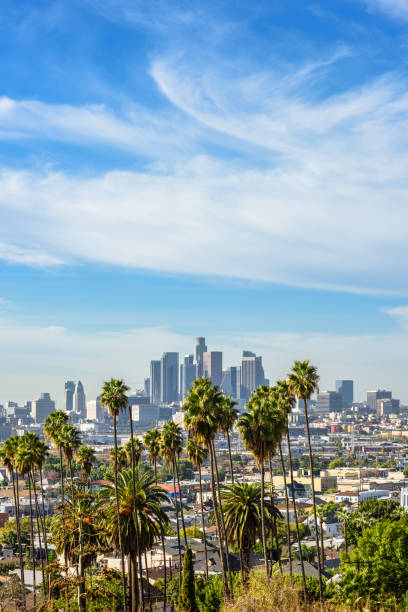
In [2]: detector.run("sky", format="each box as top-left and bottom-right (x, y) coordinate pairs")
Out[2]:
(1, 0), (408, 406)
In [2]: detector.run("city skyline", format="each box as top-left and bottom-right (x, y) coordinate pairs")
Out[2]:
(2, 1), (408, 401)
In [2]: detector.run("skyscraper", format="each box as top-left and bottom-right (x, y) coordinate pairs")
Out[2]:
(203, 351), (223, 387)
(32, 393), (55, 423)
(180, 354), (196, 399)
(64, 380), (75, 412)
(335, 380), (354, 409)
(240, 351), (265, 400)
(87, 396), (103, 421)
(150, 360), (161, 403)
(221, 366), (240, 399)
(367, 390), (392, 413)
(315, 391), (342, 414)
(194, 337), (207, 377)
(161, 352), (179, 403)
(74, 381), (86, 418)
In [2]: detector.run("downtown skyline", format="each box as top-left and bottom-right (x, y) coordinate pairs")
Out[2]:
(2, 1), (408, 401)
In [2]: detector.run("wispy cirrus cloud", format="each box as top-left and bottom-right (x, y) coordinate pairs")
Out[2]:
(361, 0), (408, 21)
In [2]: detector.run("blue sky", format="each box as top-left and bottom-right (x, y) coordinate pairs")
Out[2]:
(2, 0), (408, 405)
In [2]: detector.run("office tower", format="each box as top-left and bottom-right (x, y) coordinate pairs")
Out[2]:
(32, 393), (55, 423)
(144, 377), (150, 397)
(64, 380), (75, 412)
(240, 351), (265, 400)
(87, 396), (103, 421)
(376, 398), (399, 417)
(150, 360), (161, 403)
(74, 381), (86, 418)
(221, 366), (240, 399)
(194, 337), (207, 377)
(315, 391), (342, 414)
(335, 380), (354, 409)
(180, 354), (196, 399)
(367, 390), (392, 413)
(203, 351), (223, 387)
(161, 352), (179, 403)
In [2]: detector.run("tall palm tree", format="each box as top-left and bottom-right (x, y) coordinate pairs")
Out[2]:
(125, 439), (144, 468)
(101, 378), (129, 612)
(316, 505), (327, 570)
(77, 445), (96, 490)
(274, 380), (307, 598)
(109, 447), (128, 471)
(15, 443), (37, 611)
(97, 468), (169, 612)
(186, 438), (209, 578)
(143, 429), (161, 481)
(161, 420), (187, 585)
(238, 386), (283, 578)
(183, 378), (231, 600)
(221, 482), (281, 584)
(58, 424), (83, 610)
(144, 428), (166, 603)
(219, 396), (239, 483)
(287, 360), (323, 601)
(0, 438), (26, 608)
(336, 506), (349, 554)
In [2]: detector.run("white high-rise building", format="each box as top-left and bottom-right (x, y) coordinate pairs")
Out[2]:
(74, 381), (86, 418)
(86, 396), (103, 421)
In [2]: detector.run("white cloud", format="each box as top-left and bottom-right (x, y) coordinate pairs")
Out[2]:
(1, 315), (408, 405)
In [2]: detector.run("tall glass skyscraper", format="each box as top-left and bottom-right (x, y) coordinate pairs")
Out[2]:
(161, 352), (179, 403)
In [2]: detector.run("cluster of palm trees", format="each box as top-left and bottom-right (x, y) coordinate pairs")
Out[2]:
(0, 359), (323, 611)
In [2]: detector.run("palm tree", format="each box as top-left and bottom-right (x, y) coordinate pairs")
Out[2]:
(316, 505), (327, 570)
(143, 429), (161, 481)
(97, 468), (169, 612)
(125, 439), (144, 467)
(221, 482), (281, 584)
(144, 428), (166, 603)
(77, 446), (96, 490)
(161, 420), (187, 584)
(58, 424), (83, 610)
(238, 386), (283, 578)
(186, 438), (209, 578)
(0, 438), (26, 608)
(336, 506), (349, 554)
(110, 447), (128, 471)
(101, 378), (129, 612)
(219, 396), (239, 483)
(288, 360), (323, 601)
(183, 378), (231, 600)
(274, 380), (307, 598)
(15, 443), (37, 611)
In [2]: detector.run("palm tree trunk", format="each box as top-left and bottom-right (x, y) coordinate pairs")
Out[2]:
(128, 406), (144, 609)
(259, 458), (268, 578)
(286, 431), (307, 601)
(28, 472), (37, 612)
(208, 442), (229, 600)
(320, 517), (324, 570)
(171, 460), (183, 586)
(268, 455), (282, 576)
(198, 465), (208, 578)
(130, 550), (139, 612)
(174, 459), (187, 548)
(154, 458), (167, 608)
(39, 468), (49, 566)
(12, 469), (26, 609)
(144, 551), (151, 607)
(211, 441), (233, 599)
(278, 445), (293, 576)
(113, 415), (128, 612)
(31, 471), (46, 601)
(303, 398), (324, 602)
(226, 432), (234, 484)
(344, 521), (348, 554)
(243, 548), (250, 585)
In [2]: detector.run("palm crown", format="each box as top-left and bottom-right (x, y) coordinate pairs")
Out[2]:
(100, 378), (129, 418)
(287, 360), (319, 400)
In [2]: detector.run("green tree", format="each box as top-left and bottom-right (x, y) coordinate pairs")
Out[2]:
(287, 360), (323, 601)
(328, 457), (346, 469)
(186, 438), (208, 578)
(96, 468), (169, 612)
(178, 547), (197, 612)
(183, 378), (232, 600)
(0, 437), (26, 603)
(337, 520), (408, 608)
(77, 446), (96, 489)
(109, 447), (128, 471)
(101, 378), (129, 612)
(143, 429), (161, 481)
(346, 498), (406, 546)
(336, 506), (349, 553)
(221, 481), (281, 583)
